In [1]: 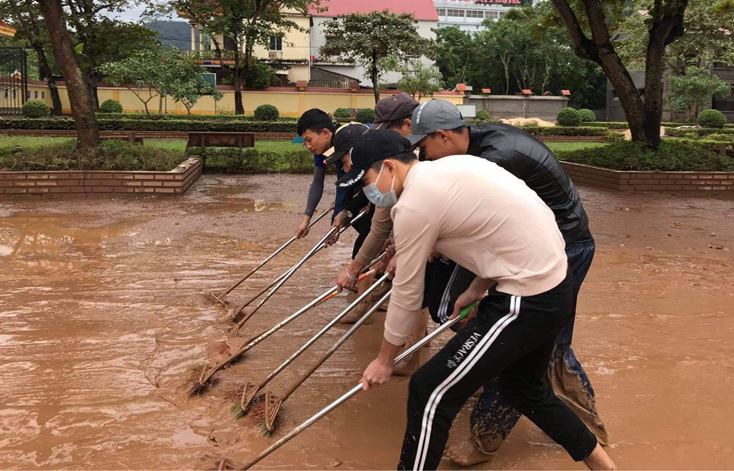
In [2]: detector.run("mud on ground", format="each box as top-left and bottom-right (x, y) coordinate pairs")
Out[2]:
(1, 175), (733, 469)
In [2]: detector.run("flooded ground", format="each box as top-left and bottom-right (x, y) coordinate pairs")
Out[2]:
(1, 174), (733, 470)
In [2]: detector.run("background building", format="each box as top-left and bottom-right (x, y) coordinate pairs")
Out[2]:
(309, 0), (438, 87)
(433, 0), (532, 31)
(0, 20), (16, 37)
(183, 0), (439, 88)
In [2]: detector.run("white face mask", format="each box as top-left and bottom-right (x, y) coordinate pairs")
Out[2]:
(363, 162), (398, 208)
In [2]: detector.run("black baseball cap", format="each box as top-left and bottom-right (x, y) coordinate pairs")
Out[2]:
(336, 130), (412, 188)
(323, 123), (368, 165)
(371, 93), (421, 130)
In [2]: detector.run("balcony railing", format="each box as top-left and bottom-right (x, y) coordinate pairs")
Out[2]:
(182, 49), (239, 61)
(288, 81), (356, 89)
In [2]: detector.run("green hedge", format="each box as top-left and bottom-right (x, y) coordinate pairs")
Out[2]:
(94, 113), (297, 122)
(561, 140), (734, 172)
(584, 121), (715, 129)
(0, 118), (299, 133)
(0, 140), (187, 171)
(187, 147), (314, 174)
(519, 126), (608, 137)
(664, 127), (734, 138)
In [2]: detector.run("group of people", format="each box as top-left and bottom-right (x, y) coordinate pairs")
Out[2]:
(290, 94), (615, 470)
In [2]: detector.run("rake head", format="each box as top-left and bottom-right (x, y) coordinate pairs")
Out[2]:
(185, 365), (211, 397)
(239, 382), (262, 416)
(206, 291), (228, 308)
(263, 390), (283, 433)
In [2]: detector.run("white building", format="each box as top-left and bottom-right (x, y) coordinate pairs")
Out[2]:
(309, 0), (439, 87)
(434, 0), (529, 31)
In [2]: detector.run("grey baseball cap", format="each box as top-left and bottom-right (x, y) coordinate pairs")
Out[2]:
(371, 93), (421, 130)
(407, 99), (469, 146)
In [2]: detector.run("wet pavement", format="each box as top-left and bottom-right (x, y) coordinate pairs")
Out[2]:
(1, 174), (733, 469)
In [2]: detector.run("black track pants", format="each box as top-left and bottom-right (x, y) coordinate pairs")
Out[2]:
(398, 272), (598, 470)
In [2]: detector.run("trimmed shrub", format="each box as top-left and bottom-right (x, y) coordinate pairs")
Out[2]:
(605, 131), (626, 142)
(519, 126), (607, 137)
(0, 118), (299, 133)
(698, 109), (727, 129)
(334, 108), (352, 120)
(665, 127), (734, 138)
(356, 108), (376, 124)
(578, 109), (596, 122)
(561, 140), (734, 171)
(556, 108), (582, 127)
(254, 104), (279, 121)
(21, 100), (51, 118)
(475, 110), (492, 123)
(187, 146), (314, 174)
(0, 140), (187, 171)
(100, 99), (123, 114)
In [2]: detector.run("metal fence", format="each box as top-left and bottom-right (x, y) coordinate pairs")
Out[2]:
(0, 47), (28, 116)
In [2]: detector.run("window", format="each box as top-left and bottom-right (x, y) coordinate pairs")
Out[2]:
(447, 9), (464, 17)
(34, 91), (38, 99)
(42, 91), (46, 99)
(466, 10), (484, 18)
(486, 11), (500, 20)
(436, 8), (446, 16)
(497, 11), (507, 19)
(269, 35), (283, 51)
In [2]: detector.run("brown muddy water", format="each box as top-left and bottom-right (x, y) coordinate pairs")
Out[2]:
(1, 174), (734, 470)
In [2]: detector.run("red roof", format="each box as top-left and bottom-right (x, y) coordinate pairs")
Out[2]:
(309, 0), (438, 21)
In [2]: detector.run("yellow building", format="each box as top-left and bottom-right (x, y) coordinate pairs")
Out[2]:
(185, 8), (311, 85)
(0, 20), (16, 37)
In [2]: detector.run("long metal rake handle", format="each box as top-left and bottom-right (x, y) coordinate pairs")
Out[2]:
(239, 303), (476, 470)
(232, 211), (366, 332)
(219, 206), (333, 298)
(257, 272), (390, 387)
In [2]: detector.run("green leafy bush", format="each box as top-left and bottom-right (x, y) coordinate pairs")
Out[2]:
(94, 113), (297, 121)
(21, 100), (51, 118)
(556, 108), (582, 127)
(578, 109), (596, 122)
(0, 118), (299, 133)
(187, 146), (314, 174)
(0, 140), (187, 171)
(99, 99), (123, 114)
(334, 108), (352, 120)
(474, 110), (492, 123)
(605, 131), (626, 142)
(665, 127), (734, 138)
(254, 104), (279, 121)
(356, 108), (376, 124)
(697, 109), (727, 129)
(519, 126), (608, 137)
(560, 140), (734, 171)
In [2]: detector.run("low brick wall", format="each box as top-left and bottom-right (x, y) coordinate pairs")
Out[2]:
(0, 158), (202, 196)
(561, 161), (734, 192)
(539, 136), (607, 142)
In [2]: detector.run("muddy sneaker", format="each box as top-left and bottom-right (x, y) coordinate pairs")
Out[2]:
(369, 280), (392, 311)
(338, 298), (375, 325)
(393, 351), (421, 376)
(445, 441), (497, 467)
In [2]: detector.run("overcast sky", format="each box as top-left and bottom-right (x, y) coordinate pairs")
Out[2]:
(106, 4), (180, 22)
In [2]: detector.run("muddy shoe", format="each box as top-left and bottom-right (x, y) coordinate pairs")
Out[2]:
(394, 347), (421, 376)
(338, 299), (374, 325)
(445, 441), (497, 468)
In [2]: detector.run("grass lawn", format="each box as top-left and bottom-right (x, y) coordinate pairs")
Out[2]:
(544, 142), (608, 154)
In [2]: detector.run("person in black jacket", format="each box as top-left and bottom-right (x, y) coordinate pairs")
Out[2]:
(406, 99), (608, 466)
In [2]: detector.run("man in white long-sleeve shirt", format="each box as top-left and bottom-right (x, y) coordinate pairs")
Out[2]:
(336, 130), (614, 470)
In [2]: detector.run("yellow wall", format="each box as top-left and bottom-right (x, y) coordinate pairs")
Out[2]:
(53, 84), (464, 116)
(251, 13), (311, 62)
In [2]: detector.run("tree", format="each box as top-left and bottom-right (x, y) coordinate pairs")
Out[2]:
(319, 11), (435, 104)
(0, 0), (63, 114)
(100, 46), (221, 116)
(434, 26), (474, 87)
(37, 0), (99, 149)
(63, 0), (147, 108)
(668, 66), (731, 121)
(433, 5), (607, 109)
(74, 18), (161, 108)
(397, 61), (444, 99)
(550, 0), (690, 148)
(157, 0), (317, 115)
(616, 0), (734, 73)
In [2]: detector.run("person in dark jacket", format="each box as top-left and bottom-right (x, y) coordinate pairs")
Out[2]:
(407, 99), (608, 466)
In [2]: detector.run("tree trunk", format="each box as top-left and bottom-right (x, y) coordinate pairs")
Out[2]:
(233, 37), (245, 115)
(34, 45), (63, 115)
(597, 53), (647, 143)
(38, 0), (99, 149)
(371, 56), (380, 105)
(643, 41), (666, 148)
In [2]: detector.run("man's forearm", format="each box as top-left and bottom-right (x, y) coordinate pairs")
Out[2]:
(377, 336), (402, 364)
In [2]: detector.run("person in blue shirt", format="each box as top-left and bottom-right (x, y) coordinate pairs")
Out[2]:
(293, 109), (349, 238)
